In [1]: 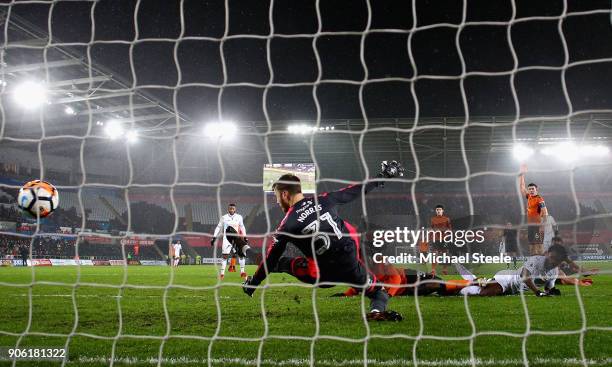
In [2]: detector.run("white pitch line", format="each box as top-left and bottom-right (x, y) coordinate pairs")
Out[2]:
(7, 356), (603, 366)
(9, 294), (233, 299)
(7, 293), (612, 299)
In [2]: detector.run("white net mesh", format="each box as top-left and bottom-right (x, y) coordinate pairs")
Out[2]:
(0, 0), (611, 366)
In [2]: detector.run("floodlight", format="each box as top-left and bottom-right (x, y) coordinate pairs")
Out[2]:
(104, 119), (124, 139)
(288, 124), (313, 134)
(14, 81), (47, 109)
(204, 121), (237, 138)
(64, 106), (76, 115)
(288, 124), (335, 134)
(541, 142), (578, 162)
(512, 144), (534, 162)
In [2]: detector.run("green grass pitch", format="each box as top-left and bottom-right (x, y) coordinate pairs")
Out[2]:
(0, 264), (610, 367)
(263, 167), (316, 193)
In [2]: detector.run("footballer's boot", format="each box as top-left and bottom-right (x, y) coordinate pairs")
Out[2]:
(240, 272), (248, 280)
(366, 310), (403, 322)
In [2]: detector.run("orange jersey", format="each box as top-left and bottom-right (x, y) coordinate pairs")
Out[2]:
(526, 194), (546, 223)
(419, 241), (429, 253)
(431, 215), (452, 231)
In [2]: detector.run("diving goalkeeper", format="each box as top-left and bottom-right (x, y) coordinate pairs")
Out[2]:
(233, 161), (405, 321)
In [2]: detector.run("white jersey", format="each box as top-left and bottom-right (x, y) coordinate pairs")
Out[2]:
(172, 243), (182, 257)
(213, 213), (246, 254)
(494, 255), (558, 294)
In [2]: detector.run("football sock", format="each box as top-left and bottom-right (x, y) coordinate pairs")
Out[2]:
(369, 288), (389, 312)
(443, 279), (470, 293)
(220, 258), (228, 275)
(239, 256), (246, 274)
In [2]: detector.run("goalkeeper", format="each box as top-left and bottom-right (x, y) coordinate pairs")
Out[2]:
(234, 161), (405, 321)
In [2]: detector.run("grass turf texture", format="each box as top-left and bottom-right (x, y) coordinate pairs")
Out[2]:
(0, 263), (610, 367)
(262, 167), (316, 193)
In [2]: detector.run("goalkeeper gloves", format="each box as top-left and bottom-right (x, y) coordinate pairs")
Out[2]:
(377, 160), (404, 188)
(243, 276), (256, 297)
(380, 160), (405, 179)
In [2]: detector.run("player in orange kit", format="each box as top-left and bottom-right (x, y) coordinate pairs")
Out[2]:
(430, 204), (452, 275)
(519, 164), (548, 255)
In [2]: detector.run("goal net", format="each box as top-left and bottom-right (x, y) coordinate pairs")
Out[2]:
(0, 0), (611, 366)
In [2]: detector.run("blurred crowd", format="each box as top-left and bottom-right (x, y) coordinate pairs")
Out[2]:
(0, 234), (75, 258)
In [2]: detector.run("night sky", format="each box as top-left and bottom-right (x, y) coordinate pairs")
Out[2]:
(6, 0), (612, 123)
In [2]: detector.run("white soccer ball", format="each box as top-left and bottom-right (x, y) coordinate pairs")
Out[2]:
(17, 180), (59, 218)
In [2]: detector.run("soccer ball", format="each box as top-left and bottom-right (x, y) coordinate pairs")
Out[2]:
(17, 180), (59, 218)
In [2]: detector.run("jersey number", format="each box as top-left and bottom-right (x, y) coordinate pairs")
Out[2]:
(302, 212), (342, 255)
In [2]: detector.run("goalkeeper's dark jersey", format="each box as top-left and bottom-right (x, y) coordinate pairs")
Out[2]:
(251, 181), (379, 286)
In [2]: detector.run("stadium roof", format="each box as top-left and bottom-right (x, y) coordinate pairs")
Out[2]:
(1, 8), (610, 180)
(0, 10), (192, 141)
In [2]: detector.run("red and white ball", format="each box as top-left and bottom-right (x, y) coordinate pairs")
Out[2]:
(17, 180), (59, 218)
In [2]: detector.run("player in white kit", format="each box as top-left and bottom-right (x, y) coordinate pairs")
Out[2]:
(172, 240), (182, 267)
(211, 203), (248, 280)
(458, 244), (567, 297)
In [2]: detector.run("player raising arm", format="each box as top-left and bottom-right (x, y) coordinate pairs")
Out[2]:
(519, 164), (548, 255)
(235, 161), (405, 321)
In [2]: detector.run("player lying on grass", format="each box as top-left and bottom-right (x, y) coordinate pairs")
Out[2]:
(546, 236), (598, 287)
(555, 258), (597, 287)
(331, 263), (472, 297)
(457, 244), (568, 297)
(232, 161), (406, 321)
